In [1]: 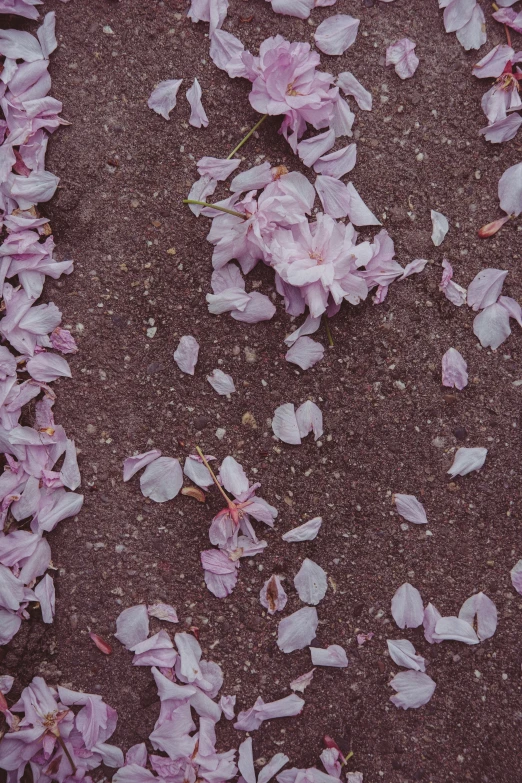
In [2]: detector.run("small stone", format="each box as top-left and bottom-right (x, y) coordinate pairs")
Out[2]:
(216, 428), (226, 440)
(86, 424), (96, 435)
(242, 412), (257, 428)
(103, 25), (115, 34)
(146, 327), (157, 338)
(244, 347), (257, 363)
(167, 248), (176, 255)
(130, 199), (139, 208)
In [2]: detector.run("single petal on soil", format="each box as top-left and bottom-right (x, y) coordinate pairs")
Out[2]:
(294, 558), (327, 605)
(297, 130), (336, 168)
(387, 639), (426, 671)
(231, 291), (276, 323)
(123, 449), (162, 482)
(238, 738), (256, 783)
(220, 694), (236, 719)
(346, 182), (381, 226)
(389, 671), (436, 709)
(260, 574), (288, 615)
(206, 288), (250, 314)
(391, 583), (424, 629)
(140, 457), (183, 502)
(197, 156), (240, 181)
(346, 775), (364, 783)
(186, 78), (209, 128)
(310, 644), (348, 668)
(219, 455), (249, 496)
(467, 268), (508, 311)
(336, 71), (372, 110)
(499, 161), (522, 216)
(277, 606), (319, 653)
(282, 516), (322, 542)
(284, 314), (321, 347)
(386, 38), (419, 79)
(473, 303), (511, 349)
(423, 603), (442, 644)
(234, 694), (304, 730)
(314, 15), (360, 55)
(207, 368), (236, 395)
(511, 560), (522, 594)
(148, 603), (179, 623)
(173, 335), (199, 375)
(458, 592), (497, 641)
(295, 400), (323, 441)
(447, 446), (487, 477)
(431, 210), (449, 246)
(433, 616), (479, 644)
(115, 604), (150, 649)
(148, 79), (183, 119)
(34, 573), (54, 623)
(272, 403), (302, 445)
(441, 347), (468, 390)
(313, 144), (357, 179)
(286, 337), (324, 370)
(499, 295), (522, 327)
(393, 494), (428, 525)
(400, 258), (428, 279)
(258, 754), (290, 783)
(290, 669), (316, 693)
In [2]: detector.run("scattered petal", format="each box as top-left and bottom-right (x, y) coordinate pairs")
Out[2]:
(174, 335), (199, 375)
(310, 644), (348, 667)
(123, 449), (162, 482)
(140, 457), (183, 502)
(282, 516), (322, 542)
(387, 639), (426, 671)
(467, 268), (508, 310)
(391, 583), (424, 629)
(432, 616), (479, 644)
(295, 400), (323, 441)
(148, 79), (183, 119)
(393, 494), (428, 525)
(90, 632), (113, 655)
(389, 670), (436, 709)
(294, 558), (327, 605)
(148, 603), (179, 623)
(386, 38), (419, 79)
(314, 15), (360, 55)
(431, 210), (449, 246)
(115, 604), (149, 649)
(441, 347), (468, 390)
(272, 403), (301, 445)
(458, 592), (497, 641)
(277, 606), (319, 653)
(290, 669), (316, 693)
(260, 574), (288, 614)
(207, 369), (236, 395)
(423, 603), (442, 644)
(186, 78), (209, 128)
(473, 303), (511, 349)
(286, 337), (324, 370)
(447, 447), (487, 477)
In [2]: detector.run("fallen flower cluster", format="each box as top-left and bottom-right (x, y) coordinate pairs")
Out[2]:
(0, 11), (83, 646)
(387, 583), (497, 708)
(473, 44), (522, 143)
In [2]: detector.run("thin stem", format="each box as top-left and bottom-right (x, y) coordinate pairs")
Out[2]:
(195, 447), (234, 507)
(324, 316), (334, 347)
(505, 24), (512, 47)
(226, 114), (268, 160)
(182, 200), (246, 220)
(56, 734), (77, 776)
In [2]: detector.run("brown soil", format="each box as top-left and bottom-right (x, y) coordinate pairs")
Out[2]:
(2, 1), (522, 782)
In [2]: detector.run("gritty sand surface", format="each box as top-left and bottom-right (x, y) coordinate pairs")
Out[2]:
(3, 1), (522, 781)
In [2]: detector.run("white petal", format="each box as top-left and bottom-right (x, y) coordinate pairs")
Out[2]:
(441, 347), (468, 390)
(387, 639), (426, 671)
(207, 369), (236, 395)
(294, 558), (327, 605)
(389, 670), (436, 709)
(499, 160), (522, 216)
(458, 592), (497, 640)
(391, 582), (424, 629)
(282, 517), (322, 542)
(219, 455), (249, 496)
(285, 337), (324, 370)
(115, 604), (150, 649)
(295, 400), (323, 441)
(314, 14), (360, 55)
(467, 268), (508, 310)
(310, 644), (348, 667)
(431, 210), (449, 246)
(148, 79), (183, 119)
(346, 182), (381, 226)
(433, 616), (479, 644)
(289, 669), (316, 692)
(272, 403), (301, 445)
(393, 494), (428, 525)
(173, 335), (199, 375)
(473, 303), (511, 349)
(336, 71), (372, 110)
(447, 447), (487, 477)
(277, 606), (319, 653)
(140, 457), (183, 502)
(511, 560), (522, 595)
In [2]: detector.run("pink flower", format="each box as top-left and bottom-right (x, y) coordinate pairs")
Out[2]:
(481, 61), (522, 125)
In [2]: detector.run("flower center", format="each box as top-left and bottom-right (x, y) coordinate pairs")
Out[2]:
(286, 83), (301, 96)
(309, 251), (324, 264)
(498, 73), (520, 92)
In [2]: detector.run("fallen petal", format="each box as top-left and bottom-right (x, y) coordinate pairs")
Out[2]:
(294, 558), (327, 605)
(391, 582), (423, 629)
(389, 670), (436, 709)
(441, 347), (468, 390)
(447, 447), (487, 478)
(272, 403), (301, 445)
(310, 644), (348, 668)
(277, 606), (319, 653)
(89, 632), (113, 655)
(393, 494), (428, 525)
(140, 457), (183, 502)
(282, 516), (322, 542)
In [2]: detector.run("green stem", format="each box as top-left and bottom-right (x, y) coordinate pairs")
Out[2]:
(226, 114), (268, 160)
(56, 734), (77, 776)
(182, 200), (246, 219)
(324, 316), (334, 347)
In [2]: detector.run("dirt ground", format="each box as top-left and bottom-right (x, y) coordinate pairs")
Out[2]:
(2, 0), (522, 781)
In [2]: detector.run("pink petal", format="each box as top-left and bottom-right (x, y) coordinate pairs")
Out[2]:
(315, 175), (351, 219)
(467, 268), (508, 310)
(115, 604), (150, 649)
(207, 369), (235, 395)
(61, 438), (81, 490)
(387, 639), (425, 671)
(473, 303), (511, 349)
(286, 337), (324, 370)
(148, 79), (183, 119)
(211, 263), (245, 293)
(389, 670), (436, 709)
(336, 71), (372, 110)
(443, 0), (475, 32)
(499, 295), (522, 327)
(34, 572), (54, 623)
(310, 644), (348, 668)
(140, 457), (183, 502)
(458, 592), (497, 640)
(270, 0), (314, 18)
(173, 335), (199, 375)
(277, 606), (319, 653)
(220, 694), (236, 719)
(493, 6), (522, 33)
(295, 400), (323, 441)
(346, 182), (380, 226)
(148, 603), (179, 623)
(125, 744), (148, 768)
(432, 616), (479, 644)
(297, 129), (335, 168)
(284, 314), (321, 347)
(447, 447), (487, 477)
(294, 558), (327, 605)
(272, 403), (301, 445)
(314, 15), (360, 55)
(259, 754), (290, 783)
(132, 630), (177, 668)
(512, 560), (522, 595)
(123, 449), (162, 482)
(197, 157), (240, 181)
(313, 144), (357, 179)
(480, 113), (522, 143)
(400, 258), (428, 279)
(230, 161), (274, 193)
(423, 602), (442, 644)
(291, 670), (317, 699)
(386, 38), (419, 79)
(187, 174), (218, 216)
(330, 95), (355, 137)
(391, 583), (424, 629)
(25, 352), (71, 382)
(431, 210), (449, 246)
(231, 291), (276, 323)
(260, 574), (288, 615)
(239, 738), (256, 783)
(114, 764), (157, 783)
(441, 347), (468, 390)
(209, 29), (248, 79)
(219, 455), (249, 496)
(282, 516), (322, 542)
(473, 44), (515, 78)
(456, 4), (486, 50)
(186, 78), (208, 128)
(393, 494), (428, 525)
(175, 631), (203, 683)
(206, 287), (251, 314)
(499, 161), (522, 216)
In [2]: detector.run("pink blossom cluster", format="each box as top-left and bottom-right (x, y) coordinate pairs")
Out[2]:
(0, 675), (122, 782)
(473, 44), (522, 143)
(0, 12), (83, 645)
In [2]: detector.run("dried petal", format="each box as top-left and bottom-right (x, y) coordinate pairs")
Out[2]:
(90, 632), (113, 655)
(181, 486), (206, 502)
(290, 669), (315, 693)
